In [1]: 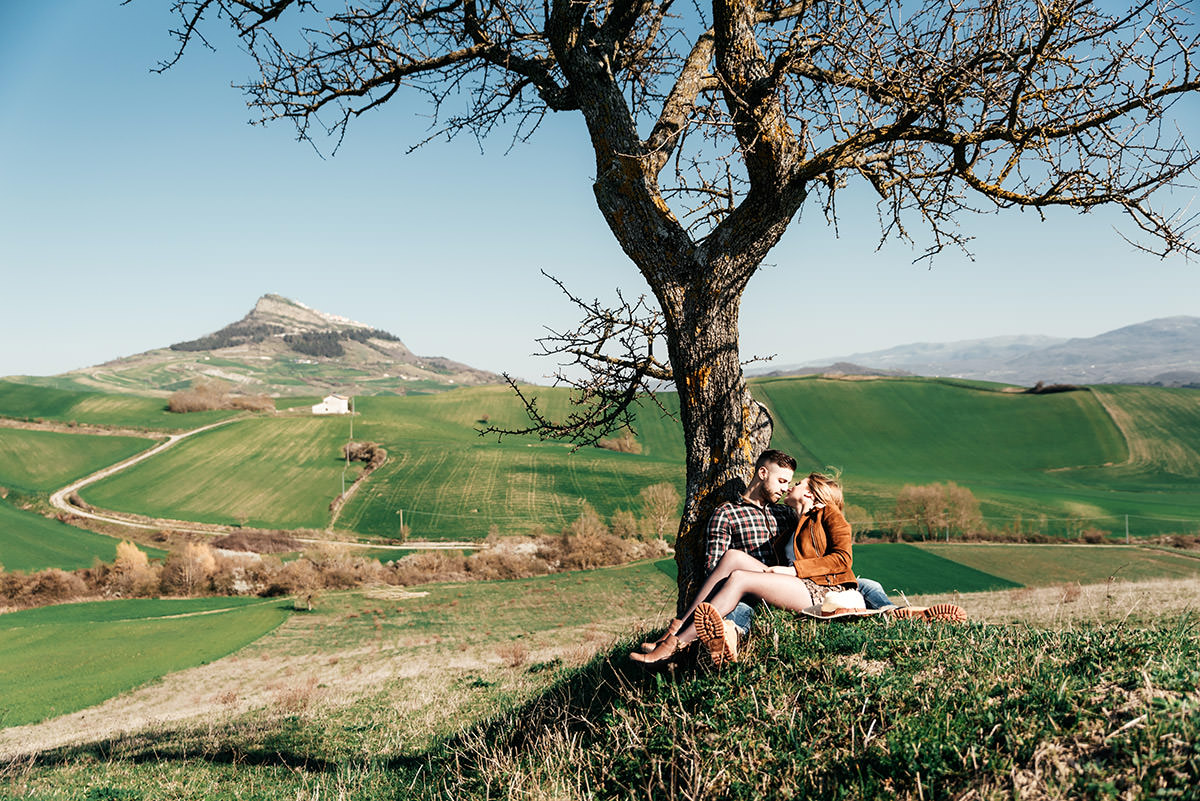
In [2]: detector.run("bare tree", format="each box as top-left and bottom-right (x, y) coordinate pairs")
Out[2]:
(639, 482), (682, 538)
(893, 481), (982, 539)
(154, 0), (1197, 612)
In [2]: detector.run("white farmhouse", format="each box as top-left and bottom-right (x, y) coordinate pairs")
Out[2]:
(312, 394), (351, 415)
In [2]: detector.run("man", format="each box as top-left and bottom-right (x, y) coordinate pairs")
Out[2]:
(693, 448), (796, 667)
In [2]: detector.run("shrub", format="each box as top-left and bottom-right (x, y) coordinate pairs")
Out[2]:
(467, 550), (551, 581)
(168, 378), (276, 413)
(107, 540), (161, 598)
(28, 569), (87, 603)
(210, 530), (301, 553)
(391, 551), (469, 585)
(597, 430), (642, 454)
(609, 508), (640, 539)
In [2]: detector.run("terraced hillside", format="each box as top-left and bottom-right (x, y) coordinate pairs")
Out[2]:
(8, 377), (1200, 540)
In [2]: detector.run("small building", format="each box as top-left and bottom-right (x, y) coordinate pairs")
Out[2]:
(312, 394), (351, 415)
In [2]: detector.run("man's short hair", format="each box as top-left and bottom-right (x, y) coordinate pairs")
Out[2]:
(755, 448), (796, 471)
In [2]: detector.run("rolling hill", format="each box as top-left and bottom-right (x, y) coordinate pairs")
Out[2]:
(49, 376), (1200, 541)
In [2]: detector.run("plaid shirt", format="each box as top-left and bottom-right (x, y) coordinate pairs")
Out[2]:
(705, 497), (799, 574)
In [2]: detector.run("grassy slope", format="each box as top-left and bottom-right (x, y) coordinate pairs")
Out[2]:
(0, 380), (235, 431)
(81, 417), (360, 529)
(0, 428), (157, 492)
(11, 596), (1198, 800)
(417, 614), (1200, 800)
(0, 499), (168, 572)
(0, 598), (289, 727)
(336, 387), (684, 540)
(915, 542), (1200, 586)
(756, 377), (1200, 532)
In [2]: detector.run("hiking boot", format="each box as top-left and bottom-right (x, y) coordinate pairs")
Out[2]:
(695, 603), (737, 667)
(630, 634), (683, 665)
(923, 603), (967, 623)
(888, 604), (967, 623)
(639, 617), (683, 653)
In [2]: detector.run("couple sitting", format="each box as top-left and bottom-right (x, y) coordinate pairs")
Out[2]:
(632, 449), (964, 666)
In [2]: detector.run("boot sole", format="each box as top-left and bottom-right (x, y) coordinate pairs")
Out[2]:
(695, 603), (734, 667)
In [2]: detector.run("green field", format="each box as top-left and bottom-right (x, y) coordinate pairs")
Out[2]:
(334, 388), (682, 540)
(0, 428), (157, 492)
(0, 380), (237, 431)
(0, 499), (168, 572)
(0, 597), (289, 726)
(915, 542), (1200, 586)
(81, 417), (362, 529)
(852, 543), (1021, 595)
(6, 378), (1200, 540)
(755, 377), (1200, 533)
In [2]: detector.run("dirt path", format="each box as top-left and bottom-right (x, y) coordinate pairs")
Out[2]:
(47, 417), (244, 534)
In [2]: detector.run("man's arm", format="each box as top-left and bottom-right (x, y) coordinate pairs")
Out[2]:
(704, 505), (733, 574)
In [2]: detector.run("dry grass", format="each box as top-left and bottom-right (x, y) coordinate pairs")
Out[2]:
(0, 562), (675, 761)
(904, 575), (1200, 628)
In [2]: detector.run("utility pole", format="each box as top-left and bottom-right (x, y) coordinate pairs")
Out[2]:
(1125, 514), (1130, 544)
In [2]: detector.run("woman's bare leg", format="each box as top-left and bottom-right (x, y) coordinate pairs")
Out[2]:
(676, 549), (769, 624)
(674, 570), (813, 644)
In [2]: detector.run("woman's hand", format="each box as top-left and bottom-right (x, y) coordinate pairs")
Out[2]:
(766, 565), (796, 575)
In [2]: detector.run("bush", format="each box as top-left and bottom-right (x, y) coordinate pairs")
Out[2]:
(168, 378), (275, 413)
(391, 551), (469, 585)
(106, 541), (161, 598)
(597, 430), (642, 454)
(610, 508), (640, 539)
(160, 541), (217, 595)
(467, 550), (552, 581)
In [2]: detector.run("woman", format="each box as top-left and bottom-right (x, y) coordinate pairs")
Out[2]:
(632, 471), (857, 664)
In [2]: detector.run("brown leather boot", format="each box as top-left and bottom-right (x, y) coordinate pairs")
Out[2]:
(638, 618), (683, 653)
(630, 634), (682, 664)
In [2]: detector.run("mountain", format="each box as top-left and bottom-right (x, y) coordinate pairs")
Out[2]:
(756, 316), (1200, 386)
(759, 361), (913, 378)
(18, 294), (502, 397)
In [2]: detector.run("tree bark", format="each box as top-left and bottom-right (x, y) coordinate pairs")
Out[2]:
(666, 296), (773, 612)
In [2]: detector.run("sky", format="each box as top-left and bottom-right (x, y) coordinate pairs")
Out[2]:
(1, 1), (1197, 385)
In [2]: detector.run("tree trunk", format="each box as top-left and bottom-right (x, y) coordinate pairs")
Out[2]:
(659, 277), (773, 614)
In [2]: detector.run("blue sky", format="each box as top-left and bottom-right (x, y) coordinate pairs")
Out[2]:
(1, 1), (1196, 384)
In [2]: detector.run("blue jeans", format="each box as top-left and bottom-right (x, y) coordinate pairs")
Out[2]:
(726, 601), (755, 636)
(857, 577), (895, 610)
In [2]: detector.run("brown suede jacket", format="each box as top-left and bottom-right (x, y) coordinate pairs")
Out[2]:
(773, 503), (857, 587)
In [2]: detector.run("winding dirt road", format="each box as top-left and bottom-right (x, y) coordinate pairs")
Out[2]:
(44, 417), (481, 551)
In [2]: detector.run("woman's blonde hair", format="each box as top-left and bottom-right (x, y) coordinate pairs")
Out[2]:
(805, 470), (844, 512)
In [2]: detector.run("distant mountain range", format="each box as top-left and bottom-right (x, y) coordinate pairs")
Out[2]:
(9, 294), (501, 397)
(756, 316), (1200, 387)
